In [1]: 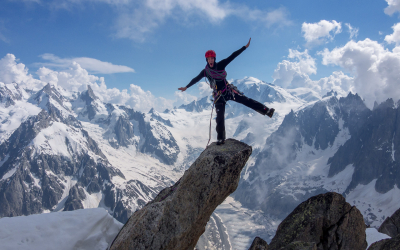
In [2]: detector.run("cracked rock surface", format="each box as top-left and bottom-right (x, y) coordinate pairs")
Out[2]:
(378, 207), (400, 238)
(268, 192), (367, 250)
(109, 139), (252, 250)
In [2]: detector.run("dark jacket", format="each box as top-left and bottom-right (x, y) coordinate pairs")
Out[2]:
(186, 46), (247, 91)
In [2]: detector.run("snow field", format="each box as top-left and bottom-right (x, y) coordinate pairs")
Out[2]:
(0, 208), (123, 250)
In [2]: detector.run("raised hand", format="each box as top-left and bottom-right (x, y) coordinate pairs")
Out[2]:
(178, 87), (187, 92)
(245, 38), (251, 48)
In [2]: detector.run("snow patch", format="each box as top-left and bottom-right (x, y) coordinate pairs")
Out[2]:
(323, 164), (354, 193)
(82, 189), (103, 209)
(32, 122), (87, 158)
(366, 228), (391, 248)
(346, 179), (400, 228)
(0, 208), (122, 250)
(1, 163), (17, 181)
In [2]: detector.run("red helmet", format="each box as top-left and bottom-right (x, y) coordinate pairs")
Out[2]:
(205, 50), (216, 58)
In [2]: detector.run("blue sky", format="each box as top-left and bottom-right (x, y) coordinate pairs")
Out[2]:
(1, 0), (400, 111)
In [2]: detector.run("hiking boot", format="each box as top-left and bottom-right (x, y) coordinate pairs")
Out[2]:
(266, 108), (275, 118)
(216, 139), (225, 145)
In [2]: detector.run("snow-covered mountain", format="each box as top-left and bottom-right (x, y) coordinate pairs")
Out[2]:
(0, 76), (399, 249)
(0, 83), (180, 223)
(233, 91), (400, 239)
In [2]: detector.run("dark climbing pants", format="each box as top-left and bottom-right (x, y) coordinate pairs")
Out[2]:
(215, 92), (268, 140)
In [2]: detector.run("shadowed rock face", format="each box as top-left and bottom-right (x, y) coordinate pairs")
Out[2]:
(268, 192), (367, 250)
(248, 236), (269, 250)
(110, 139), (252, 250)
(368, 234), (400, 250)
(378, 207), (400, 238)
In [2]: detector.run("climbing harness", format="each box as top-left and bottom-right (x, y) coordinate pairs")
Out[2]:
(204, 65), (243, 148)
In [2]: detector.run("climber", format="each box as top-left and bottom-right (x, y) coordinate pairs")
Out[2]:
(178, 38), (275, 145)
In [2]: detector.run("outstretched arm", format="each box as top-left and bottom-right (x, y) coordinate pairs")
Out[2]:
(218, 38), (251, 69)
(178, 69), (205, 91)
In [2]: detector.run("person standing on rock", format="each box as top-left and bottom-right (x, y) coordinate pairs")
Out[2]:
(178, 38), (275, 145)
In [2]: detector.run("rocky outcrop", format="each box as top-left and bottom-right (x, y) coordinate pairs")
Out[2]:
(268, 192), (367, 250)
(328, 98), (400, 194)
(79, 85), (100, 121)
(248, 236), (269, 250)
(378, 207), (400, 237)
(0, 82), (23, 107)
(233, 93), (375, 225)
(368, 234), (400, 250)
(109, 139), (252, 250)
(64, 185), (86, 211)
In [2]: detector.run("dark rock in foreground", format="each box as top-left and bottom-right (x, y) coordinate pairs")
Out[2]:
(110, 139), (252, 250)
(269, 192), (367, 250)
(248, 236), (269, 250)
(368, 234), (400, 250)
(378, 207), (400, 238)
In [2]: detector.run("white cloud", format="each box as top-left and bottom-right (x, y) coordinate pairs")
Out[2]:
(233, 6), (292, 29)
(25, 0), (291, 42)
(36, 61), (171, 112)
(288, 49), (317, 75)
(198, 81), (213, 98)
(272, 49), (353, 96)
(1, 53), (202, 112)
(38, 54), (134, 74)
(0, 54), (45, 91)
(302, 20), (342, 46)
(273, 49), (317, 89)
(345, 23), (359, 40)
(384, 0), (400, 16)
(115, 1), (292, 41)
(320, 38), (400, 108)
(316, 71), (354, 97)
(385, 23), (400, 45)
(173, 90), (197, 108)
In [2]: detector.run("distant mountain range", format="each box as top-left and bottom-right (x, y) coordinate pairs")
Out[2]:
(0, 77), (399, 248)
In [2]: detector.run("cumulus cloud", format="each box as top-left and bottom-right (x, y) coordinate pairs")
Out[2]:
(316, 71), (354, 97)
(384, 0), (400, 16)
(302, 20), (342, 46)
(37, 62), (172, 112)
(38, 54), (134, 74)
(272, 49), (317, 89)
(173, 90), (197, 108)
(385, 23), (400, 45)
(0, 54), (45, 90)
(198, 81), (213, 98)
(0, 53), (172, 112)
(272, 49), (353, 96)
(320, 38), (400, 108)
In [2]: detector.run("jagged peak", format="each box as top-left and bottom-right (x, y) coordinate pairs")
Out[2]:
(86, 85), (98, 100)
(373, 98), (395, 110)
(80, 85), (99, 104)
(0, 82), (24, 106)
(322, 90), (338, 98)
(31, 83), (65, 108)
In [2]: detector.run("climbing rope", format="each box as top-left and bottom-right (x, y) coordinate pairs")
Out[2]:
(204, 65), (229, 148)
